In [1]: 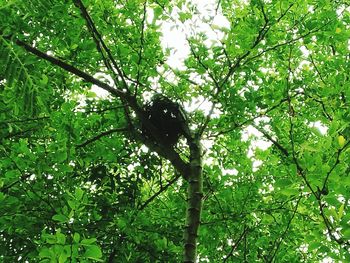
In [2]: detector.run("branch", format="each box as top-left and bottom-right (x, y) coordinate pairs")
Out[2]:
(215, 96), (292, 136)
(133, 131), (191, 181)
(0, 173), (31, 193)
(309, 53), (326, 85)
(244, 23), (330, 64)
(317, 199), (350, 248)
(188, 42), (220, 90)
(14, 38), (126, 98)
(267, 195), (302, 262)
(251, 3), (270, 48)
(223, 226), (249, 262)
(77, 127), (128, 148)
(1, 128), (36, 140)
(73, 0), (128, 88)
(0, 116), (49, 125)
(219, 2), (278, 88)
(138, 172), (182, 210)
(322, 139), (350, 192)
(134, 1), (147, 95)
(285, 47), (318, 198)
(252, 124), (289, 157)
(303, 92), (333, 121)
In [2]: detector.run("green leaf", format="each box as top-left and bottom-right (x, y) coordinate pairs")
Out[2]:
(56, 232), (66, 245)
(52, 214), (68, 223)
(5, 170), (19, 179)
(86, 91), (97, 98)
(81, 238), (97, 245)
(73, 233), (80, 243)
(279, 187), (299, 197)
(0, 192), (5, 202)
(39, 247), (53, 258)
(338, 203), (345, 219)
(83, 245), (102, 259)
(338, 135), (346, 147)
(71, 44), (78, 50)
(308, 242), (321, 251)
(43, 234), (57, 244)
(40, 74), (48, 85)
(54, 151), (68, 163)
(75, 188), (84, 201)
(67, 200), (76, 209)
(275, 178), (292, 187)
(342, 227), (350, 239)
(59, 253), (68, 263)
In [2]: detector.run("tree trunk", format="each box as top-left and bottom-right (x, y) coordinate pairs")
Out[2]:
(183, 137), (203, 262)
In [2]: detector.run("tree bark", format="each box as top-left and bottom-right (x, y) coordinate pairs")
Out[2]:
(183, 137), (203, 262)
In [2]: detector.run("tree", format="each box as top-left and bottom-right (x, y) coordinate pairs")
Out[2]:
(1, 0), (350, 262)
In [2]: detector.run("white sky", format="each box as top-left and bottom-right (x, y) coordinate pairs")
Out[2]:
(160, 0), (230, 70)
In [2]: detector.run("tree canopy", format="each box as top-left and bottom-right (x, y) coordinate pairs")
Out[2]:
(1, 0), (350, 262)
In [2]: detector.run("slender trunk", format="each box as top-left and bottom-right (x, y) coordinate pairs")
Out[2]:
(183, 138), (203, 262)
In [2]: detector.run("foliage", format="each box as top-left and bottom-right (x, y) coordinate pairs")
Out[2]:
(1, 0), (350, 262)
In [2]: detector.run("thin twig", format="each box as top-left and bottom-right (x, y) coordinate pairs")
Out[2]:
(77, 127), (128, 148)
(138, 173), (182, 210)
